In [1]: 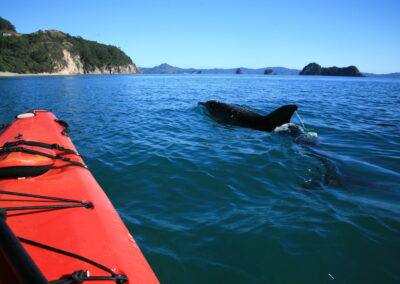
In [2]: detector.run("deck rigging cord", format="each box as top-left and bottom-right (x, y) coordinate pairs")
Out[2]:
(0, 144), (88, 169)
(0, 190), (128, 283)
(2, 140), (80, 156)
(0, 190), (93, 212)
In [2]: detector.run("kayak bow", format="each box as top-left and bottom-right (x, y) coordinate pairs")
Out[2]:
(0, 110), (159, 284)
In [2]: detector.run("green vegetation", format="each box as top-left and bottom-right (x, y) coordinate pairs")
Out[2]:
(300, 63), (363, 77)
(264, 69), (274, 75)
(0, 17), (16, 32)
(0, 31), (61, 73)
(0, 18), (133, 74)
(68, 34), (133, 72)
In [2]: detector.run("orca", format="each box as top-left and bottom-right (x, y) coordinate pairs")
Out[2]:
(198, 100), (298, 132)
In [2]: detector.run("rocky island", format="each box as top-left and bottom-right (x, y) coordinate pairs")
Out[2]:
(0, 17), (138, 75)
(300, 63), (363, 77)
(264, 69), (275, 75)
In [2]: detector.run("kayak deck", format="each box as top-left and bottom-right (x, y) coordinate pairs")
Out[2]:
(0, 110), (158, 283)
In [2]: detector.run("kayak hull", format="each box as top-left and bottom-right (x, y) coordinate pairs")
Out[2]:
(0, 110), (158, 283)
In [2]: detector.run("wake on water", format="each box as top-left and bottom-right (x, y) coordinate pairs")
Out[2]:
(274, 112), (377, 190)
(273, 112), (347, 189)
(274, 122), (318, 142)
(273, 111), (318, 144)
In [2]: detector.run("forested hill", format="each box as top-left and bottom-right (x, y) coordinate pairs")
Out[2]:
(299, 63), (363, 77)
(0, 17), (138, 74)
(0, 17), (16, 32)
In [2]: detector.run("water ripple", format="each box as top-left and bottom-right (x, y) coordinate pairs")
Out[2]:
(1, 74), (399, 283)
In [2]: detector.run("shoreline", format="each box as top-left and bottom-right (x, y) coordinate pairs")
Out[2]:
(1, 71), (398, 79)
(0, 71), (48, 77)
(0, 72), (141, 77)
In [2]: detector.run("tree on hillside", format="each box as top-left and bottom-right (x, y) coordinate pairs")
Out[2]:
(0, 17), (16, 32)
(264, 69), (274, 75)
(236, 68), (243, 74)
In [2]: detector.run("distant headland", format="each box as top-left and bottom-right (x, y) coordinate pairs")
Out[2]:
(0, 17), (138, 75)
(300, 63), (363, 77)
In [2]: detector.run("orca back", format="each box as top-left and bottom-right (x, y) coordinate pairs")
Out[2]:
(199, 101), (298, 132)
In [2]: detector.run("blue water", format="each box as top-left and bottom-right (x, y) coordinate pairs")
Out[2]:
(1, 74), (399, 283)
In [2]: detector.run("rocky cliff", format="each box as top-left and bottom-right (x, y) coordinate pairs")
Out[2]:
(54, 49), (138, 75)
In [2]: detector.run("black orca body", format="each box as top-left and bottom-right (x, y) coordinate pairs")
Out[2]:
(199, 100), (298, 132)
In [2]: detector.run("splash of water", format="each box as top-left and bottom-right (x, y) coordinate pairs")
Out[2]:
(295, 111), (318, 139)
(295, 111), (308, 131)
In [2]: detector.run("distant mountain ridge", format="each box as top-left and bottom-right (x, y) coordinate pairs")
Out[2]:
(139, 63), (200, 74)
(139, 63), (300, 75)
(140, 63), (400, 78)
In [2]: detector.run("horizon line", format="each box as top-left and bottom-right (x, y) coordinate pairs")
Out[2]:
(137, 63), (400, 75)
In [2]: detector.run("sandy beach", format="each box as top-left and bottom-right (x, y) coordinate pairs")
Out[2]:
(0, 71), (58, 77)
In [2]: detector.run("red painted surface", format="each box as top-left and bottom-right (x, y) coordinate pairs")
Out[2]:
(0, 110), (159, 283)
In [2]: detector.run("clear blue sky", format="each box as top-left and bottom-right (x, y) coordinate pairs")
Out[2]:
(2, 0), (399, 73)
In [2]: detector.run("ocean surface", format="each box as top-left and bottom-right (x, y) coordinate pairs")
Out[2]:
(0, 74), (399, 283)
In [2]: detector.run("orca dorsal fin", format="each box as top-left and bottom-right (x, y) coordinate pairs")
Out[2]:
(264, 105), (298, 128)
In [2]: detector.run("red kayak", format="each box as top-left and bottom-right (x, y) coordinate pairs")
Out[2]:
(0, 110), (159, 284)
